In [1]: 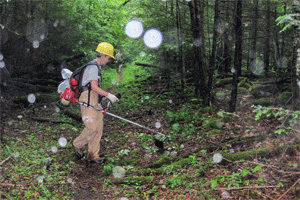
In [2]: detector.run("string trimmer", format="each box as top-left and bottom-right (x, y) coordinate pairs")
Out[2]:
(61, 92), (168, 149)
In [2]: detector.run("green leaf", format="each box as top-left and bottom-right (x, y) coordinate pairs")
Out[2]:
(257, 178), (264, 183)
(210, 180), (218, 190)
(252, 165), (262, 173)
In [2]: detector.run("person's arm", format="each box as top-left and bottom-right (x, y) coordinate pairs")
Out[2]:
(90, 80), (108, 96)
(90, 80), (118, 103)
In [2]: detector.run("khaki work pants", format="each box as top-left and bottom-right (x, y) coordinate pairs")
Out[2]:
(73, 90), (103, 160)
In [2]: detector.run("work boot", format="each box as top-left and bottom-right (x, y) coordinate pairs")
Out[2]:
(90, 158), (105, 164)
(73, 146), (84, 159)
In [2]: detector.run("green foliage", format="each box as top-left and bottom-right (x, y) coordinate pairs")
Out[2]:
(210, 166), (263, 190)
(253, 99), (273, 107)
(276, 14), (300, 33)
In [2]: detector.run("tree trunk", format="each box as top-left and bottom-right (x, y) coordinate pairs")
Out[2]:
(229, 0), (242, 112)
(189, 1), (206, 99)
(292, 0), (300, 110)
(207, 0), (219, 105)
(264, 0), (271, 76)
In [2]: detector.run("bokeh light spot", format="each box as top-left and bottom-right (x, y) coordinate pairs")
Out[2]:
(58, 137), (67, 147)
(143, 28), (163, 49)
(125, 20), (144, 39)
(213, 153), (223, 164)
(27, 94), (36, 104)
(113, 166), (125, 179)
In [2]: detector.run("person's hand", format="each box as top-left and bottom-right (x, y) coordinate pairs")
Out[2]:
(107, 93), (119, 103)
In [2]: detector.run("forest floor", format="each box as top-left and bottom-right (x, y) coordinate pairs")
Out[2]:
(1, 74), (300, 200)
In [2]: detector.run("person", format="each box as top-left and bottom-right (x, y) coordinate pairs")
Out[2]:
(73, 42), (119, 163)
(115, 51), (122, 72)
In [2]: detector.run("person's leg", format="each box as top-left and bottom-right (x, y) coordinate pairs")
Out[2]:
(86, 104), (104, 160)
(73, 91), (99, 159)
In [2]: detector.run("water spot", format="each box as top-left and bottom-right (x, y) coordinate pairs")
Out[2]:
(140, 51), (146, 57)
(120, 198), (129, 200)
(83, 116), (93, 123)
(47, 63), (54, 73)
(78, 40), (82, 45)
(79, 25), (83, 29)
(17, 115), (23, 119)
(249, 49), (257, 59)
(25, 18), (48, 43)
(33, 40), (39, 48)
(53, 19), (59, 27)
(113, 166), (125, 179)
(131, 142), (136, 146)
(155, 122), (161, 129)
(228, 35), (233, 41)
(213, 153), (223, 164)
(12, 152), (19, 158)
(143, 28), (163, 49)
(0, 54), (3, 60)
(125, 19), (144, 39)
(215, 19), (227, 34)
(44, 105), (47, 109)
(111, 79), (117, 85)
(37, 176), (44, 183)
(221, 191), (230, 199)
(193, 38), (202, 47)
(231, 68), (236, 74)
(55, 107), (60, 113)
(169, 99), (172, 104)
(3, 82), (7, 86)
(67, 178), (73, 184)
(145, 95), (150, 100)
(277, 56), (288, 69)
(170, 151), (177, 157)
(0, 28), (9, 45)
(250, 58), (264, 75)
(51, 146), (58, 154)
(0, 61), (5, 68)
(58, 137), (67, 147)
(27, 94), (36, 104)
(245, 23), (248, 27)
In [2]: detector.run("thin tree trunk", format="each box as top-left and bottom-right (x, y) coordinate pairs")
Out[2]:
(229, 0), (242, 112)
(264, 0), (271, 77)
(250, 0), (258, 70)
(292, 0), (300, 110)
(207, 0), (219, 105)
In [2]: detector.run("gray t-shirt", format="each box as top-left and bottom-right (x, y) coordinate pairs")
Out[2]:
(81, 64), (101, 87)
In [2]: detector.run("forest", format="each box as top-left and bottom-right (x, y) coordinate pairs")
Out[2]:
(1, 0), (300, 199)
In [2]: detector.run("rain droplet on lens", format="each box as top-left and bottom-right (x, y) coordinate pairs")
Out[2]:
(27, 94), (36, 104)
(0, 61), (5, 68)
(0, 54), (3, 60)
(221, 191), (230, 199)
(169, 99), (172, 104)
(250, 58), (265, 75)
(55, 107), (60, 113)
(140, 51), (146, 57)
(143, 28), (163, 49)
(277, 56), (288, 69)
(37, 176), (44, 183)
(51, 146), (58, 154)
(155, 122), (161, 129)
(213, 153), (223, 164)
(33, 40), (39, 48)
(58, 137), (67, 147)
(113, 166), (125, 179)
(67, 178), (73, 184)
(125, 19), (144, 39)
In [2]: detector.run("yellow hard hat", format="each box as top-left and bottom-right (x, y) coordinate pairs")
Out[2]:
(95, 42), (115, 59)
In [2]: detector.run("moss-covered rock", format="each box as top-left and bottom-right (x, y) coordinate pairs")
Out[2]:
(279, 91), (292, 105)
(253, 99), (274, 107)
